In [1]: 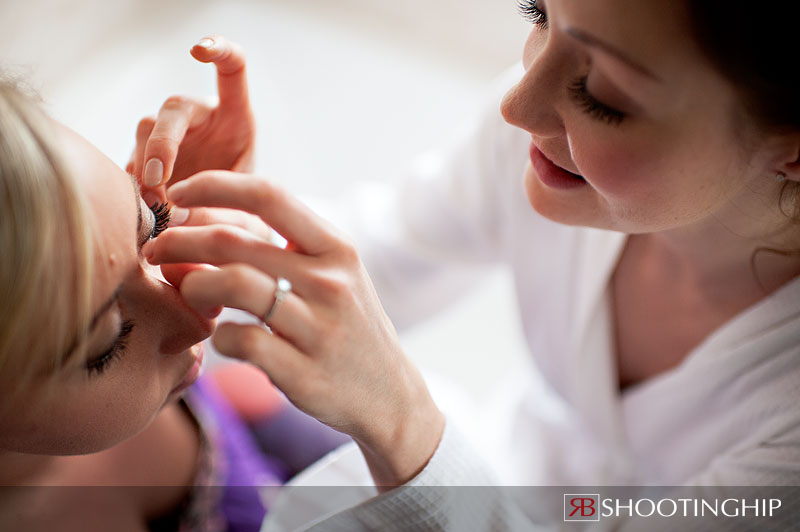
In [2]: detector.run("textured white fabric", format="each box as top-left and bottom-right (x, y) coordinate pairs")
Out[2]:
(262, 68), (800, 531)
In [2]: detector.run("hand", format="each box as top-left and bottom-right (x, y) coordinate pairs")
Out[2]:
(142, 171), (445, 488)
(128, 36), (255, 206)
(157, 204), (272, 297)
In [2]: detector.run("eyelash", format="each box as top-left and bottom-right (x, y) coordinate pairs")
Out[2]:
(149, 203), (171, 239)
(87, 320), (134, 377)
(517, 1), (627, 126)
(518, 0), (548, 28)
(568, 76), (626, 126)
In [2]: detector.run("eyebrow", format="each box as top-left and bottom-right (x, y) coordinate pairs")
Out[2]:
(565, 27), (662, 82)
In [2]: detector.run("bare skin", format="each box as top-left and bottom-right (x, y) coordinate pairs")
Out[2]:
(612, 234), (800, 391)
(500, 0), (800, 391)
(0, 37), (259, 529)
(0, 403), (199, 531)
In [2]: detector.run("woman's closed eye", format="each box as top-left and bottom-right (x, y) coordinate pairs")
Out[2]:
(86, 320), (134, 377)
(568, 76), (626, 126)
(83, 197), (169, 377)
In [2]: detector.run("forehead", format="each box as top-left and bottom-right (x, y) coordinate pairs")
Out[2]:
(558, 0), (698, 70)
(51, 122), (137, 307)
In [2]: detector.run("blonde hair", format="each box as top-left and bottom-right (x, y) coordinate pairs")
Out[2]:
(0, 80), (94, 399)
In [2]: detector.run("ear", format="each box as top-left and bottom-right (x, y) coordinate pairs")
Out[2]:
(774, 135), (800, 183)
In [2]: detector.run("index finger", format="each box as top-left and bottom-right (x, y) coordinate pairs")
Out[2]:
(168, 171), (340, 256)
(190, 35), (249, 114)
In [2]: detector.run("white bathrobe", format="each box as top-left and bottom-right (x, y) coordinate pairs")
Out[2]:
(262, 68), (800, 531)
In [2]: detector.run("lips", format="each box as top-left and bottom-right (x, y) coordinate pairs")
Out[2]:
(529, 143), (588, 190)
(170, 344), (204, 396)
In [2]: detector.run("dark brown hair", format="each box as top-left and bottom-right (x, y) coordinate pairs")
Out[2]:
(689, 1), (800, 226)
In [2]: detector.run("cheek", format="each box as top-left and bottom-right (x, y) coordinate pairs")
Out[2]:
(0, 357), (176, 455)
(0, 386), (160, 455)
(571, 130), (659, 201)
(56, 377), (168, 454)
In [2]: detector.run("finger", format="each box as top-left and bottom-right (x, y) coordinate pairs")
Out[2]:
(168, 171), (339, 256)
(142, 186), (168, 207)
(190, 36), (249, 115)
(212, 322), (309, 391)
(168, 205), (273, 240)
(132, 117), (155, 180)
(160, 262), (220, 298)
(143, 224), (307, 287)
(142, 96), (208, 187)
(181, 265), (316, 347)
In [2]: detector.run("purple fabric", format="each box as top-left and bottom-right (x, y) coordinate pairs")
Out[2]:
(249, 403), (352, 479)
(186, 376), (288, 532)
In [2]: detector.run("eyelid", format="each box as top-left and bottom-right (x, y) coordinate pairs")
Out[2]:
(137, 199), (153, 248)
(568, 76), (626, 125)
(137, 201), (171, 248)
(86, 319), (134, 376)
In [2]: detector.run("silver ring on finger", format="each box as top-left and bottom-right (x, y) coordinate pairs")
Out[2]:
(263, 277), (292, 325)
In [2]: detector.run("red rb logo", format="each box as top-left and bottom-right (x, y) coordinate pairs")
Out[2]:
(564, 494), (601, 522)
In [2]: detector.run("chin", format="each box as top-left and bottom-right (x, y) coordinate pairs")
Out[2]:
(523, 165), (610, 229)
(2, 427), (135, 456)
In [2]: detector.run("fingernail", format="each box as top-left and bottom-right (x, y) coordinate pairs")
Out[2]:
(144, 158), (164, 187)
(195, 38), (215, 49)
(169, 207), (190, 227)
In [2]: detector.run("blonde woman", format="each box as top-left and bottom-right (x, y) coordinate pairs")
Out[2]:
(0, 39), (351, 531)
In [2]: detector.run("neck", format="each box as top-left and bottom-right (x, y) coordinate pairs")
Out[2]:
(639, 203), (800, 305)
(0, 450), (60, 486)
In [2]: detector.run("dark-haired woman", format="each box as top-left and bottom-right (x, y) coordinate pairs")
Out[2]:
(136, 1), (800, 529)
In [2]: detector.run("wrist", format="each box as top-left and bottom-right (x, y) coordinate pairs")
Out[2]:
(354, 365), (445, 491)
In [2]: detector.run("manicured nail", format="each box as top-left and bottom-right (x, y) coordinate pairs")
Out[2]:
(195, 38), (215, 49)
(169, 207), (190, 227)
(143, 158), (164, 187)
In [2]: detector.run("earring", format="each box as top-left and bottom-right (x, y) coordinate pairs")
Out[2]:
(776, 172), (787, 183)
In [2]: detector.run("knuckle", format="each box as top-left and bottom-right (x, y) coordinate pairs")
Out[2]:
(335, 237), (361, 267)
(136, 117), (155, 136)
(147, 133), (180, 152)
(308, 270), (350, 301)
(222, 264), (255, 299)
(208, 225), (244, 248)
(161, 95), (193, 110)
(234, 327), (265, 356)
(253, 179), (286, 211)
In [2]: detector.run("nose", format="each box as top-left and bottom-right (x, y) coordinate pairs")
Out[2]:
(131, 270), (213, 355)
(500, 31), (567, 139)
